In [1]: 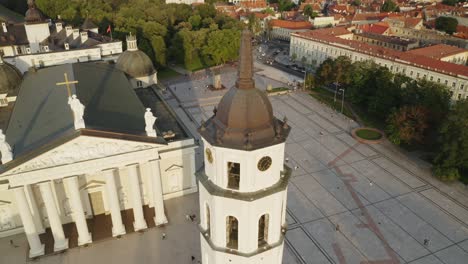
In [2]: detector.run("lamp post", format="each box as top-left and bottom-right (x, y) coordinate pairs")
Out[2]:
(333, 82), (340, 104)
(339, 88), (345, 114)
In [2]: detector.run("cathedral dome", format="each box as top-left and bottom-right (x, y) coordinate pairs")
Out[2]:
(116, 35), (155, 78)
(199, 30), (290, 150)
(25, 0), (46, 24)
(0, 58), (22, 96)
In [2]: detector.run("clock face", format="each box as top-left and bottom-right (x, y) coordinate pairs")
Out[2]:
(258, 156), (272, 171)
(205, 148), (213, 164)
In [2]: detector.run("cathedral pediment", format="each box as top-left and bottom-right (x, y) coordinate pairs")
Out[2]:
(8, 136), (157, 174)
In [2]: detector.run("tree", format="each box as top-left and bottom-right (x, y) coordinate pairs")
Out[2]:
(304, 74), (315, 90)
(433, 99), (468, 182)
(442, 0), (458, 6)
(435, 16), (458, 35)
(189, 15), (202, 30)
(247, 13), (262, 35)
(151, 35), (167, 67)
(386, 106), (430, 146)
(303, 5), (313, 18)
(381, 0), (398, 12)
(351, 0), (361, 7)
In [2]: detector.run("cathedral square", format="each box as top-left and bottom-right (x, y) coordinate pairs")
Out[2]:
(1, 1), (468, 264)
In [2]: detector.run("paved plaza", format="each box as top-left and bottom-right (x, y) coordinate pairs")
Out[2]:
(1, 65), (468, 264)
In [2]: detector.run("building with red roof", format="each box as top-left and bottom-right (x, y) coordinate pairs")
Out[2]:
(407, 44), (468, 65)
(269, 20), (312, 40)
(290, 29), (468, 100)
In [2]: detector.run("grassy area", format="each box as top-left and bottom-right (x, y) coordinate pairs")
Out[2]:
(158, 68), (182, 80)
(355, 129), (383, 140)
(309, 88), (354, 119)
(267, 87), (289, 93)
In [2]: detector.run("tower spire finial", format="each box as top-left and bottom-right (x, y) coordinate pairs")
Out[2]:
(235, 29), (255, 90)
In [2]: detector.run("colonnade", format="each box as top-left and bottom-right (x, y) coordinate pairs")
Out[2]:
(13, 159), (167, 258)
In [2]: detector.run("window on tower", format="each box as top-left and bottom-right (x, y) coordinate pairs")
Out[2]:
(258, 214), (269, 247)
(227, 162), (240, 190)
(226, 216), (238, 250)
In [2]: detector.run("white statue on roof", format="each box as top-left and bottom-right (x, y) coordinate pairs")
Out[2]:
(68, 94), (85, 129)
(144, 108), (157, 137)
(0, 129), (13, 164)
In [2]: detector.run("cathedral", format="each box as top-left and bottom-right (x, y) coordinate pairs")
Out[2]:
(0, 28), (196, 258)
(0, 2), (291, 261)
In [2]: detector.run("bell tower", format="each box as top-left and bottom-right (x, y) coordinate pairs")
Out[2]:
(197, 29), (291, 264)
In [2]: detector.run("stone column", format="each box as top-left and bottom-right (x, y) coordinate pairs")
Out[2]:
(103, 169), (126, 237)
(25, 184), (44, 233)
(127, 164), (147, 231)
(64, 176), (92, 245)
(150, 159), (168, 225)
(38, 182), (68, 252)
(14, 187), (45, 258)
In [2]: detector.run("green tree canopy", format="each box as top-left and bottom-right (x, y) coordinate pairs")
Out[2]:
(381, 0), (398, 12)
(435, 16), (458, 35)
(433, 99), (468, 182)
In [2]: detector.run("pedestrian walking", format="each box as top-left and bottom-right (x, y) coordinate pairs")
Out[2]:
(162, 233), (166, 240)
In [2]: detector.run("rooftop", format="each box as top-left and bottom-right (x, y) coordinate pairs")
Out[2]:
(270, 20), (312, 30)
(293, 30), (468, 78)
(407, 44), (468, 59)
(355, 32), (418, 46)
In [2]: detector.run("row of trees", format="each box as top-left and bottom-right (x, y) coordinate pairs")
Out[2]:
(30, 0), (243, 70)
(315, 56), (467, 182)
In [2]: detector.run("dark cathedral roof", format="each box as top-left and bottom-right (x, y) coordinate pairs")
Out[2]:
(198, 30), (290, 151)
(25, 0), (46, 24)
(0, 59), (22, 96)
(4, 62), (186, 161)
(116, 49), (156, 78)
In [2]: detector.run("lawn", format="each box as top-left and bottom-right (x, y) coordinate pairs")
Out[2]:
(355, 128), (383, 140)
(309, 88), (354, 119)
(158, 68), (182, 80)
(267, 87), (289, 93)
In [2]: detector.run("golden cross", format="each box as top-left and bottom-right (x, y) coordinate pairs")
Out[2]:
(56, 73), (78, 97)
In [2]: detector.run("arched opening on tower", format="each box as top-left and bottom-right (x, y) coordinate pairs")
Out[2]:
(258, 214), (269, 247)
(227, 162), (240, 190)
(226, 216), (238, 250)
(205, 203), (211, 236)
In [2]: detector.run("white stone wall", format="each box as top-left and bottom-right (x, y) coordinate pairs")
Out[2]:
(4, 48), (102, 74)
(203, 139), (285, 192)
(0, 136), (197, 237)
(290, 34), (468, 100)
(24, 23), (50, 54)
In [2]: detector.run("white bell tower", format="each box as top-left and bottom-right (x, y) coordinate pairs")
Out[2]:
(197, 29), (291, 264)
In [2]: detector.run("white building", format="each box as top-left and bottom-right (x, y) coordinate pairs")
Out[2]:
(0, 60), (197, 257)
(290, 28), (468, 100)
(197, 30), (291, 264)
(0, 1), (122, 73)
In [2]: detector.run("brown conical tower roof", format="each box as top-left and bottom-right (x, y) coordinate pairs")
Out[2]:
(198, 29), (290, 151)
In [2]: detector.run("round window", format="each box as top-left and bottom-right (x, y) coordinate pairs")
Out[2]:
(257, 156), (272, 171)
(205, 148), (213, 164)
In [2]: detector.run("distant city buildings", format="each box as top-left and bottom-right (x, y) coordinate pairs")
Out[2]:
(165, 0), (204, 4)
(290, 27), (468, 100)
(0, 1), (122, 74)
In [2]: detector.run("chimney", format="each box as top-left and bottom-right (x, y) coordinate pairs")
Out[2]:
(1, 22), (6, 33)
(80, 31), (88, 43)
(65, 26), (73, 37)
(72, 29), (79, 40)
(56, 22), (63, 32)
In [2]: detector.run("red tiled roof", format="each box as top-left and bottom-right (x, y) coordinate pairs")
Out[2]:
(299, 27), (351, 36)
(407, 44), (467, 60)
(239, 0), (267, 9)
(292, 30), (468, 78)
(357, 23), (390, 34)
(352, 12), (395, 22)
(270, 20), (312, 30)
(404, 17), (422, 28)
(253, 12), (270, 19)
